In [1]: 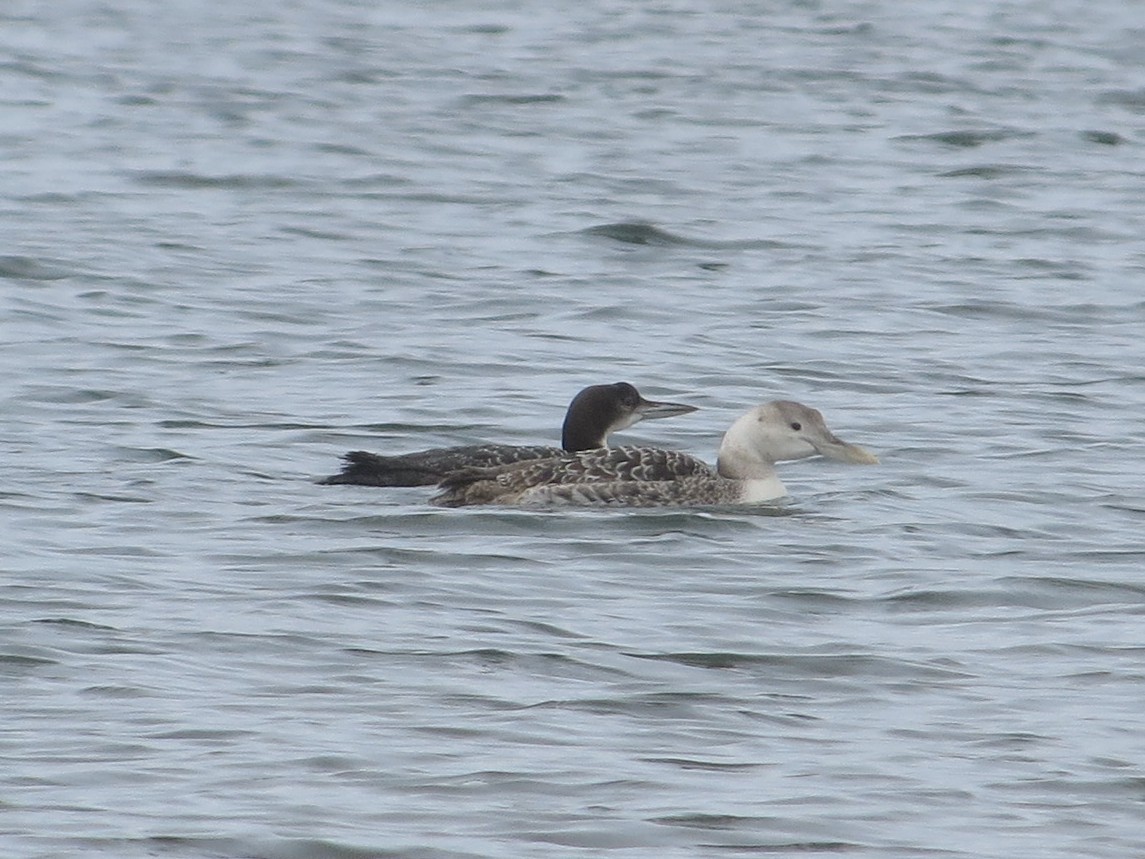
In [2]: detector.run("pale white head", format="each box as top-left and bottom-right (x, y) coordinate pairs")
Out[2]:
(716, 400), (878, 480)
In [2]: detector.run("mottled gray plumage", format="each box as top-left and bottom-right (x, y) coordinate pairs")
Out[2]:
(432, 400), (879, 508)
(434, 445), (715, 506)
(515, 475), (744, 507)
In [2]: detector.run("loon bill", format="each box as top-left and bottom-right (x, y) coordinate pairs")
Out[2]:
(431, 400), (878, 507)
(319, 382), (697, 487)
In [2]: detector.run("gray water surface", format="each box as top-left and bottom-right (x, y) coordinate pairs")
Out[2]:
(3, 1), (1145, 857)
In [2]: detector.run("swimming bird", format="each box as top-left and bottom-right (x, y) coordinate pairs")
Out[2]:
(319, 382), (697, 487)
(431, 400), (877, 507)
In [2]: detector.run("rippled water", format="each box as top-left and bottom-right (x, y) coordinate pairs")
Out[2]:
(4, 1), (1145, 857)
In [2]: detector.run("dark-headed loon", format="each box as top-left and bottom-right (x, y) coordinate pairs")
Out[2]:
(320, 382), (697, 487)
(431, 400), (877, 507)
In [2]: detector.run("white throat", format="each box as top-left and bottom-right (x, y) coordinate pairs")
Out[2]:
(738, 475), (788, 503)
(716, 412), (782, 480)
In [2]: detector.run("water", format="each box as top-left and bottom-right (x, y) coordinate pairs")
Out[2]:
(3, 1), (1145, 856)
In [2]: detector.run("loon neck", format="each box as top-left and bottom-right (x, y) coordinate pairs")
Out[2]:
(716, 424), (787, 501)
(716, 431), (779, 481)
(561, 419), (605, 451)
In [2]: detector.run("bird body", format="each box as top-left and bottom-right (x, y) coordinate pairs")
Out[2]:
(432, 401), (877, 507)
(320, 382), (696, 487)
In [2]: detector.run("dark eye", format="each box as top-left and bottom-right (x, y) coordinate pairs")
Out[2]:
(790, 422), (802, 431)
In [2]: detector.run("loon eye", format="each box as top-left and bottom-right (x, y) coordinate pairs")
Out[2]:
(790, 421), (802, 431)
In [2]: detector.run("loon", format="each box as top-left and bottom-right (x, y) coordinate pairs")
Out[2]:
(319, 382), (697, 487)
(431, 400), (877, 507)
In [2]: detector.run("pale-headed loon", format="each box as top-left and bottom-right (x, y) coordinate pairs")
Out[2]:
(431, 400), (877, 507)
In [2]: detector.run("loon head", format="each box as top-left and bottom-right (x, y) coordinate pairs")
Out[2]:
(561, 382), (697, 451)
(717, 400), (878, 478)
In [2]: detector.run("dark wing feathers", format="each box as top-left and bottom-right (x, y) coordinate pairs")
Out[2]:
(432, 445), (716, 506)
(517, 475), (738, 507)
(319, 444), (562, 487)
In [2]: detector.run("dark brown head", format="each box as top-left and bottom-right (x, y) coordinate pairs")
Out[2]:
(560, 382), (697, 451)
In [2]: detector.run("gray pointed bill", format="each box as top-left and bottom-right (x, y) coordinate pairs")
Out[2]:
(633, 396), (699, 421)
(813, 431), (880, 465)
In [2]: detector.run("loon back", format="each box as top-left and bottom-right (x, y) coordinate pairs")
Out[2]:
(511, 475), (747, 507)
(432, 446), (715, 507)
(318, 444), (561, 487)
